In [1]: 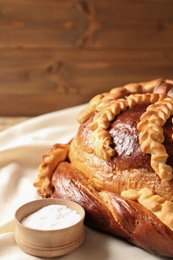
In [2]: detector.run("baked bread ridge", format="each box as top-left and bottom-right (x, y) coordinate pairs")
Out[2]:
(68, 106), (173, 202)
(33, 78), (173, 257)
(51, 161), (173, 257)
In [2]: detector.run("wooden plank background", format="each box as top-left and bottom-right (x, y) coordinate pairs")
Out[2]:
(0, 0), (173, 116)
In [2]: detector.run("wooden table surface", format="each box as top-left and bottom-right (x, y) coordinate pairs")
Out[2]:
(0, 117), (32, 132)
(1, 1), (173, 117)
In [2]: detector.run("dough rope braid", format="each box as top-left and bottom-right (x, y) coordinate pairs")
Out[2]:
(90, 99), (128, 160)
(77, 78), (165, 124)
(89, 93), (173, 180)
(34, 79), (173, 197)
(127, 93), (166, 108)
(33, 144), (69, 197)
(77, 79), (173, 181)
(138, 97), (173, 181)
(121, 188), (173, 231)
(89, 93), (163, 160)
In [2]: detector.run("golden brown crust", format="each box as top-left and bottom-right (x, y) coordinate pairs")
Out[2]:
(77, 79), (173, 182)
(138, 97), (173, 180)
(79, 93), (173, 180)
(121, 188), (173, 231)
(51, 161), (126, 238)
(51, 161), (173, 257)
(33, 143), (69, 197)
(77, 78), (171, 124)
(69, 102), (173, 199)
(34, 78), (173, 257)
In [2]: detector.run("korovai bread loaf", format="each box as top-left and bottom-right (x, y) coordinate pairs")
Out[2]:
(34, 78), (173, 257)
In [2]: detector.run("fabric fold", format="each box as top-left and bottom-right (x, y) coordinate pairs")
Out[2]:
(0, 105), (169, 260)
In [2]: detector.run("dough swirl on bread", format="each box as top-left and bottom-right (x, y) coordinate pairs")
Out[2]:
(34, 78), (173, 257)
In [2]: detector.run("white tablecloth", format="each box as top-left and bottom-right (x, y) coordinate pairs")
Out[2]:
(0, 105), (170, 260)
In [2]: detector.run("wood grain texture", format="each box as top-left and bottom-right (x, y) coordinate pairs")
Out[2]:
(0, 0), (173, 115)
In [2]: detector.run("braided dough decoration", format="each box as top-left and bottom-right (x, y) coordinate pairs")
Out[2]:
(138, 97), (173, 181)
(34, 78), (173, 197)
(77, 78), (168, 124)
(121, 188), (173, 231)
(79, 90), (173, 180)
(89, 99), (128, 160)
(34, 144), (69, 197)
(33, 78), (173, 256)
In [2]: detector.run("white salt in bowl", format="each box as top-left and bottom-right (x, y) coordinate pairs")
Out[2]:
(14, 198), (85, 258)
